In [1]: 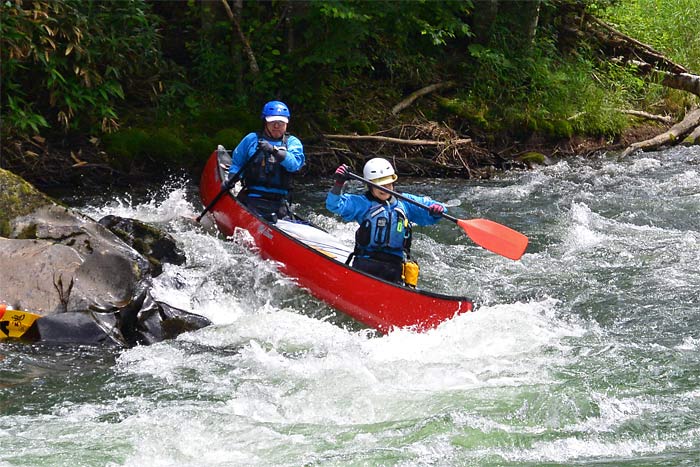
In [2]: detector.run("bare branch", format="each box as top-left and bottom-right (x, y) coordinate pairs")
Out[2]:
(391, 82), (456, 115)
(621, 108), (700, 157)
(323, 134), (472, 146)
(620, 109), (673, 124)
(221, 0), (259, 74)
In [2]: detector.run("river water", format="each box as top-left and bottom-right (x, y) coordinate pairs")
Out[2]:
(1, 146), (699, 466)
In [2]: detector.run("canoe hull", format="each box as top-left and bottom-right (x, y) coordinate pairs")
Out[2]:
(199, 152), (473, 332)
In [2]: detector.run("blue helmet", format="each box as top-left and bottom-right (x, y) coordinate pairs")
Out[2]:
(261, 100), (290, 122)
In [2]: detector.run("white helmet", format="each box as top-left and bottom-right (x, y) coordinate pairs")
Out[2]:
(363, 158), (398, 186)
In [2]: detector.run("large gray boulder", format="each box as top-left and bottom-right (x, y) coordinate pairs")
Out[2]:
(0, 169), (210, 346)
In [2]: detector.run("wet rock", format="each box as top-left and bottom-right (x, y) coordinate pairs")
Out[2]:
(98, 214), (186, 277)
(0, 170), (210, 347)
(0, 168), (56, 237)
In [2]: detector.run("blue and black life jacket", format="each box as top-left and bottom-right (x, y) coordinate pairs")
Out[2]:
(354, 193), (413, 258)
(242, 132), (293, 192)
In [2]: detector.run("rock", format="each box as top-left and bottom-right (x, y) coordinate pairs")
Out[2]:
(2, 205), (151, 314)
(0, 169), (211, 346)
(98, 214), (186, 277)
(0, 168), (56, 237)
(518, 151), (547, 166)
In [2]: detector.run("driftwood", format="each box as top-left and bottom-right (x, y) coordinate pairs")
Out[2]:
(683, 125), (700, 146)
(621, 108), (700, 157)
(625, 60), (700, 98)
(620, 110), (672, 124)
(391, 82), (456, 115)
(221, 0), (259, 74)
(323, 134), (472, 146)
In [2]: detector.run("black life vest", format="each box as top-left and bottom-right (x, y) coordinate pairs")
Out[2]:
(242, 133), (293, 191)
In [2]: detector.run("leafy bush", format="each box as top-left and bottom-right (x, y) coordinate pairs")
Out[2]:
(1, 0), (163, 137)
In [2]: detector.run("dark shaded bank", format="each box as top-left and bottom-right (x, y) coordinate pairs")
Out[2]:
(0, 120), (669, 195)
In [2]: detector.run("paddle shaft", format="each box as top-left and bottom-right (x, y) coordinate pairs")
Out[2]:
(347, 172), (455, 221)
(196, 150), (244, 223)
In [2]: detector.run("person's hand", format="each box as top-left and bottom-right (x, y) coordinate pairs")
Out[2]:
(334, 164), (350, 184)
(272, 146), (286, 162)
(222, 174), (238, 190)
(258, 140), (274, 154)
(428, 203), (445, 217)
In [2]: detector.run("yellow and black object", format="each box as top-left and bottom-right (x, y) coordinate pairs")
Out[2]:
(402, 260), (420, 288)
(0, 304), (41, 341)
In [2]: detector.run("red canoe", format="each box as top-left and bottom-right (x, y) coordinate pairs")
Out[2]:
(199, 150), (473, 333)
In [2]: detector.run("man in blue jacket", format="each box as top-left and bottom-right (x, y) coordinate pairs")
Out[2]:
(327, 158), (446, 285)
(228, 100), (305, 221)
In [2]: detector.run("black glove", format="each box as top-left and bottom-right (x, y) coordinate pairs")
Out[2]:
(428, 203), (445, 217)
(334, 164), (350, 184)
(272, 146), (287, 162)
(223, 174), (238, 190)
(258, 140), (274, 154)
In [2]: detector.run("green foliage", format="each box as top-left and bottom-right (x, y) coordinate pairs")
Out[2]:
(459, 34), (629, 138)
(210, 0), (476, 115)
(213, 128), (246, 150)
(101, 100), (256, 171)
(103, 127), (188, 170)
(141, 129), (188, 164)
(102, 128), (150, 170)
(600, 0), (700, 73)
(5, 0), (697, 175)
(1, 0), (163, 137)
(189, 135), (217, 163)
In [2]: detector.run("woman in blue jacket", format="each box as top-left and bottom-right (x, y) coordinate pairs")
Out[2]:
(326, 158), (445, 285)
(227, 100), (305, 221)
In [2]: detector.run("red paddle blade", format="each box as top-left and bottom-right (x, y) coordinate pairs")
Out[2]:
(457, 218), (528, 260)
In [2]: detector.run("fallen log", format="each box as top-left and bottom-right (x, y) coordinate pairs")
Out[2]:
(585, 14), (688, 74)
(391, 82), (456, 115)
(621, 108), (700, 157)
(682, 125), (700, 146)
(626, 60), (700, 98)
(323, 134), (472, 146)
(620, 109), (672, 124)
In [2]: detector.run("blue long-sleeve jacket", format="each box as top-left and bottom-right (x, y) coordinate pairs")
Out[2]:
(228, 132), (305, 195)
(326, 190), (446, 257)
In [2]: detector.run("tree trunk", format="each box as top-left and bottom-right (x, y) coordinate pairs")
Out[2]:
(585, 15), (688, 74)
(232, 0), (244, 90)
(682, 125), (700, 146)
(471, 0), (499, 45)
(499, 0), (541, 47)
(621, 108), (700, 157)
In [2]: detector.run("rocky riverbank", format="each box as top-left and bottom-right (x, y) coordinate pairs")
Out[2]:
(0, 168), (211, 346)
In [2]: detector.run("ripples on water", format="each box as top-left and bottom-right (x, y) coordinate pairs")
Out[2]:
(1, 147), (699, 466)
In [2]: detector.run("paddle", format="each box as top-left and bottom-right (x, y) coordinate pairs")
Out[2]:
(346, 172), (529, 260)
(196, 147), (243, 223)
(196, 176), (236, 222)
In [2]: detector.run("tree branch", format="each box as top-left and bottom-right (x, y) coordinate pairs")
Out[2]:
(391, 82), (456, 115)
(323, 134), (472, 146)
(682, 125), (700, 146)
(621, 108), (700, 157)
(620, 109), (673, 124)
(221, 0), (259, 74)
